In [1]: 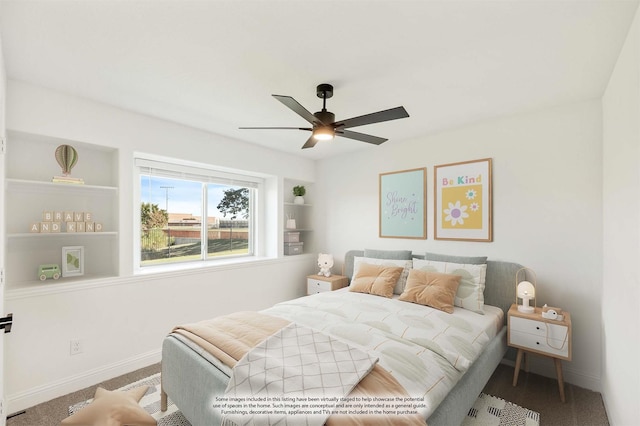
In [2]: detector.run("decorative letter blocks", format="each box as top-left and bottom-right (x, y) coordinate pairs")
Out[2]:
(30, 210), (106, 233)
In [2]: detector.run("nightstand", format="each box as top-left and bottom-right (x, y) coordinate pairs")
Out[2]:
(508, 303), (572, 402)
(306, 274), (349, 295)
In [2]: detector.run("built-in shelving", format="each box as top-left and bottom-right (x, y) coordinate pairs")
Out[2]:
(4, 130), (119, 291)
(283, 179), (314, 256)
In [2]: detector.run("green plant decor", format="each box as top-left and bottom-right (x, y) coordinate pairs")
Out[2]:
(293, 185), (306, 197)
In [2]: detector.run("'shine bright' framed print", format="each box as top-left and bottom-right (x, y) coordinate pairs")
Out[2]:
(379, 167), (427, 239)
(434, 158), (492, 241)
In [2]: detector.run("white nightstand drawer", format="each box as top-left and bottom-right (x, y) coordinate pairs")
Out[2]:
(307, 279), (332, 294)
(510, 316), (568, 340)
(306, 275), (348, 295)
(509, 329), (569, 358)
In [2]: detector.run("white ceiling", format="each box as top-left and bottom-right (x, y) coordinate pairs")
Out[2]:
(1, 0), (637, 160)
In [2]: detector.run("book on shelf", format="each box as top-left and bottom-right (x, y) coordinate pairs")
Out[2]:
(52, 176), (85, 184)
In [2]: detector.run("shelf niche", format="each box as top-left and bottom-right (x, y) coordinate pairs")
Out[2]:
(4, 130), (119, 291)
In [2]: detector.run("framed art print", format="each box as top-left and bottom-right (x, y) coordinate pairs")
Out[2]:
(379, 167), (427, 239)
(434, 158), (492, 241)
(62, 246), (84, 277)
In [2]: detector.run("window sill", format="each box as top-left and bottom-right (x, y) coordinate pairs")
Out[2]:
(134, 253), (314, 277)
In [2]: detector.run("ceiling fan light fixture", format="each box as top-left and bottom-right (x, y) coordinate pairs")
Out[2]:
(313, 126), (335, 141)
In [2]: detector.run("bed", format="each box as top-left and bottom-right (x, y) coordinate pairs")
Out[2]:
(160, 250), (524, 426)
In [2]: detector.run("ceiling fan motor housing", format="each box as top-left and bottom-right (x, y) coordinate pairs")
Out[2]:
(314, 110), (335, 125)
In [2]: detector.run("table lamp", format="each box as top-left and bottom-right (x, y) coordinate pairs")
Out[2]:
(515, 267), (537, 313)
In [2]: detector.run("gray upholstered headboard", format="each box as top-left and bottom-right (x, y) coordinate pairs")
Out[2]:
(343, 249), (524, 323)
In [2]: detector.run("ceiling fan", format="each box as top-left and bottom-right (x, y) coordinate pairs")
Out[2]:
(240, 84), (410, 149)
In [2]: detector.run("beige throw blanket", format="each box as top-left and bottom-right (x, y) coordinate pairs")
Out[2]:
(173, 311), (426, 426)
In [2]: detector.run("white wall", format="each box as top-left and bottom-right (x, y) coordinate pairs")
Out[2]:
(316, 100), (604, 391)
(3, 81), (317, 412)
(602, 5), (640, 426)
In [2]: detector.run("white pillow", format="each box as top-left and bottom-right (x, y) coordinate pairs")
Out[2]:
(412, 258), (487, 314)
(352, 256), (412, 295)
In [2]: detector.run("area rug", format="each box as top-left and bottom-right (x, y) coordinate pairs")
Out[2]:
(462, 393), (540, 426)
(70, 374), (539, 426)
(69, 373), (191, 425)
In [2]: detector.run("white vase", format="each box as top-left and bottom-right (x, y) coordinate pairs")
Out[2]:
(293, 196), (305, 205)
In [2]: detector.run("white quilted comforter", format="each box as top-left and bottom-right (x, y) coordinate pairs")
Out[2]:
(262, 289), (501, 419)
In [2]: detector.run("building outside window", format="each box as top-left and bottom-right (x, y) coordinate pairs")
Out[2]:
(136, 157), (260, 268)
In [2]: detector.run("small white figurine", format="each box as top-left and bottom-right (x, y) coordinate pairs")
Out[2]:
(317, 253), (334, 277)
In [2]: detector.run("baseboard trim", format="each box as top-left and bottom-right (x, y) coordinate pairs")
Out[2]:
(6, 349), (161, 414)
(500, 357), (601, 391)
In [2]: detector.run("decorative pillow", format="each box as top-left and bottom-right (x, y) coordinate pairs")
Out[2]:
(61, 386), (156, 426)
(364, 249), (413, 260)
(424, 252), (487, 265)
(349, 262), (404, 298)
(412, 258), (487, 314)
(352, 256), (412, 294)
(398, 269), (461, 313)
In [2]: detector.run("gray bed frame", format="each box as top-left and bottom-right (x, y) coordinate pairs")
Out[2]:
(161, 250), (523, 426)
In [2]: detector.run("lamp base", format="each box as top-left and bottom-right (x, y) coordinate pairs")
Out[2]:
(517, 305), (535, 314)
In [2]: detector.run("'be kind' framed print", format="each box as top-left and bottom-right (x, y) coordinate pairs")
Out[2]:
(434, 158), (492, 242)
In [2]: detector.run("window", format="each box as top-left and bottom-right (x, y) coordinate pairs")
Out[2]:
(135, 157), (262, 268)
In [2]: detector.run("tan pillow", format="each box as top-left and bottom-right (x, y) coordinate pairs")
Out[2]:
(349, 262), (404, 298)
(398, 269), (461, 313)
(61, 386), (156, 426)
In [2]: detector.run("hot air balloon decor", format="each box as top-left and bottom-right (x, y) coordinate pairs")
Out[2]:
(52, 144), (84, 184)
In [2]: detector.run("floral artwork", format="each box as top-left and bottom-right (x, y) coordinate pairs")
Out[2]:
(434, 159), (492, 241)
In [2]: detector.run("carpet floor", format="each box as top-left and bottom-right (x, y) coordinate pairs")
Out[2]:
(68, 373), (540, 426)
(7, 363), (609, 426)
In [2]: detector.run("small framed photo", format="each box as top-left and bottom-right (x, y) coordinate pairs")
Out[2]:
(62, 246), (84, 277)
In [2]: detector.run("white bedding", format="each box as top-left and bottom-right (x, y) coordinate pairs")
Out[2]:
(262, 289), (504, 419)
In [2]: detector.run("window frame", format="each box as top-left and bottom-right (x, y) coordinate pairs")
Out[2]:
(133, 154), (266, 274)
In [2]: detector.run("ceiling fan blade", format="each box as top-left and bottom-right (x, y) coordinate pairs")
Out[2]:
(337, 130), (388, 145)
(239, 127), (312, 130)
(273, 95), (322, 125)
(301, 135), (318, 149)
(333, 106), (409, 129)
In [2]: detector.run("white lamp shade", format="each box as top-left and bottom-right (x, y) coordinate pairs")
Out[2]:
(517, 280), (536, 313)
(517, 281), (535, 298)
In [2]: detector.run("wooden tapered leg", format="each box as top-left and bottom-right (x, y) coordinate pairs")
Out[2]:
(554, 358), (566, 403)
(513, 348), (524, 386)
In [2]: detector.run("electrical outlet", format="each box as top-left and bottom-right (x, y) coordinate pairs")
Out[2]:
(70, 339), (83, 355)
